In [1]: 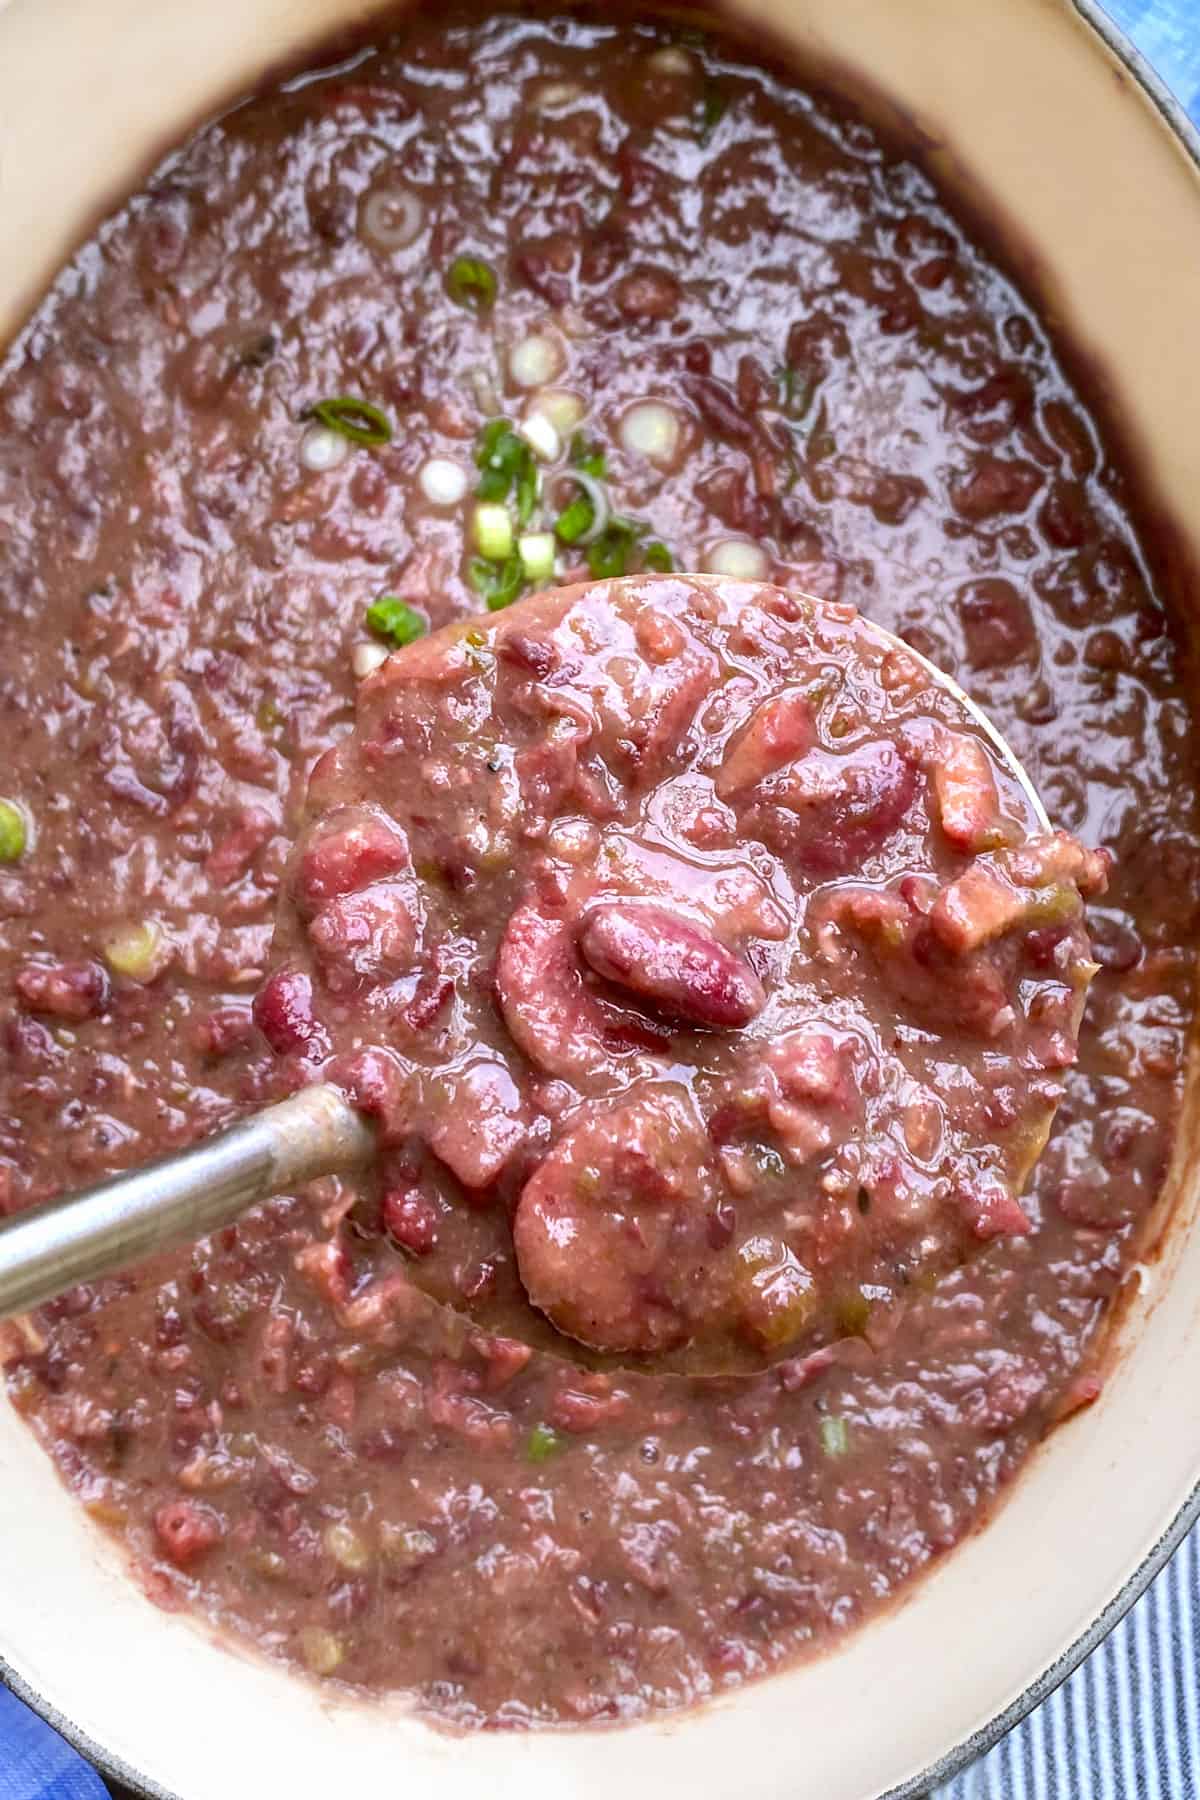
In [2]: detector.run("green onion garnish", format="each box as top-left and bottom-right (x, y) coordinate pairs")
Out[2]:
(446, 255), (499, 311)
(0, 799), (28, 863)
(526, 1423), (564, 1464)
(569, 431), (608, 479)
(308, 395), (393, 447)
(642, 540), (674, 573)
(819, 1415), (850, 1458)
(586, 518), (643, 580)
(474, 502), (515, 563)
(474, 421), (537, 509)
(554, 492), (596, 545)
(366, 595), (427, 646)
(469, 555), (524, 612)
(518, 531), (556, 583)
(515, 458), (538, 526)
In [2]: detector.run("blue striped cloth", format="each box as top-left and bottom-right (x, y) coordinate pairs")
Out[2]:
(3, 6), (1200, 1799)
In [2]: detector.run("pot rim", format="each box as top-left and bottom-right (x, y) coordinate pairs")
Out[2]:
(2, 4), (1199, 1798)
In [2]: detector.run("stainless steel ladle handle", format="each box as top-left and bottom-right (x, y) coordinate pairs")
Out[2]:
(0, 1083), (372, 1320)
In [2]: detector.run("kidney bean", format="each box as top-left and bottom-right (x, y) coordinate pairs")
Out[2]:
(579, 901), (765, 1029)
(382, 1185), (440, 1256)
(251, 967), (329, 1059)
(15, 959), (109, 1021)
(296, 809), (410, 912)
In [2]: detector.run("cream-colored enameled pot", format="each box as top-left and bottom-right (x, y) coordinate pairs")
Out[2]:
(0, 2), (1198, 1795)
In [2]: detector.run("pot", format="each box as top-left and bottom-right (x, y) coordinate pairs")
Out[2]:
(0, 2), (1198, 1796)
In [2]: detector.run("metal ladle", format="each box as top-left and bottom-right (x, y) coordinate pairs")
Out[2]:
(0, 588), (1050, 1354)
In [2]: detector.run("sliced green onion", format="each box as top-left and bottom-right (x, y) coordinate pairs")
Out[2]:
(366, 594), (427, 647)
(474, 502), (515, 562)
(518, 412), (561, 463)
(526, 1423), (564, 1464)
(446, 255), (498, 311)
(569, 431), (608, 479)
(0, 799), (28, 863)
(642, 540), (674, 573)
(819, 1414), (850, 1458)
(469, 555), (524, 612)
(554, 492), (595, 545)
(307, 395), (393, 448)
(587, 518), (643, 580)
(518, 532), (556, 582)
(474, 420), (537, 516)
(515, 461), (538, 525)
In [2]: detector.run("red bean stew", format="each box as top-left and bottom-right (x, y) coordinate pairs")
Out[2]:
(0, 3), (1195, 1727)
(260, 573), (1105, 1372)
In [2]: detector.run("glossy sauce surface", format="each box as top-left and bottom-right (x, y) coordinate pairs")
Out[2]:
(261, 573), (1103, 1372)
(0, 7), (1195, 1726)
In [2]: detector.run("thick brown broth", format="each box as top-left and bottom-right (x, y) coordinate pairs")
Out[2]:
(0, 6), (1196, 1726)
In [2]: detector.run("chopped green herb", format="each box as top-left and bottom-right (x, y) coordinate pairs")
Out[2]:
(366, 594), (427, 647)
(554, 491), (596, 545)
(569, 431), (608, 479)
(308, 395), (393, 447)
(0, 799), (27, 863)
(446, 255), (498, 311)
(697, 80), (728, 145)
(820, 1414), (850, 1458)
(469, 554), (524, 612)
(642, 540), (675, 573)
(526, 1423), (565, 1464)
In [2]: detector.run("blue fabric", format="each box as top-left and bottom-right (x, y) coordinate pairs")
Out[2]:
(1105, 0), (1200, 128)
(2, 7), (1199, 1799)
(0, 1687), (108, 1800)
